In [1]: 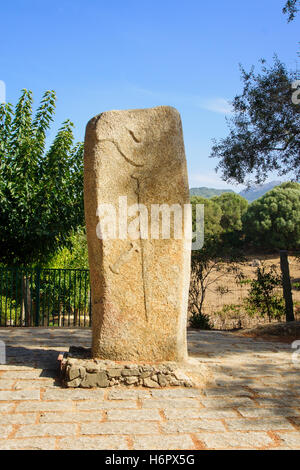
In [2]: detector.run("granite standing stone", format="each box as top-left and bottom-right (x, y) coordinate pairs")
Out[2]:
(84, 106), (191, 362)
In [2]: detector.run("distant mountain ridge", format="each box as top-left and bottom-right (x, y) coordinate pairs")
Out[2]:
(239, 181), (282, 202)
(190, 181), (283, 201)
(190, 187), (234, 198)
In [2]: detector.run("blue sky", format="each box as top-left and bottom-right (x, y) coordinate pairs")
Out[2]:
(1, 0), (299, 191)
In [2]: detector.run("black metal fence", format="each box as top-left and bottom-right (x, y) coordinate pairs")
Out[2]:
(0, 268), (91, 327)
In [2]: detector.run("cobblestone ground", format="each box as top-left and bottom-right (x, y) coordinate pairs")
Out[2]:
(0, 328), (299, 450)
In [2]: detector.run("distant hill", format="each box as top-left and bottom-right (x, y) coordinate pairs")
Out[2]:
(239, 181), (282, 202)
(190, 187), (234, 198)
(190, 181), (284, 201)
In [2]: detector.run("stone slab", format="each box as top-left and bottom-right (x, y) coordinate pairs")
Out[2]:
(84, 106), (191, 362)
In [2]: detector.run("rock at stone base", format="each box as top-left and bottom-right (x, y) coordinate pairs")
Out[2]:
(143, 377), (161, 388)
(157, 374), (170, 387)
(60, 349), (212, 389)
(80, 371), (109, 388)
(66, 378), (82, 388)
(68, 366), (85, 381)
(121, 369), (139, 377)
(125, 377), (139, 385)
(107, 368), (122, 378)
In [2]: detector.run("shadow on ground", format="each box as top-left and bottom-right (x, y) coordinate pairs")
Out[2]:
(0, 327), (300, 419)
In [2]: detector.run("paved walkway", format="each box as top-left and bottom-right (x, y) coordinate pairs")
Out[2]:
(0, 328), (299, 450)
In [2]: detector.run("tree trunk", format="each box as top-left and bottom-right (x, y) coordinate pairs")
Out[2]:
(280, 250), (295, 322)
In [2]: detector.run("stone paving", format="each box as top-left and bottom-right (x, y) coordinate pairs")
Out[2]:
(0, 327), (299, 450)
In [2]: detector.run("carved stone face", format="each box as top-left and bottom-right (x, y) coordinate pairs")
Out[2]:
(92, 106), (183, 170)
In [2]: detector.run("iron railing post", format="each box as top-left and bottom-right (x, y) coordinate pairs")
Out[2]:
(35, 266), (41, 327)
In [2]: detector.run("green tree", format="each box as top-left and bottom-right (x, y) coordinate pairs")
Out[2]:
(47, 227), (88, 269)
(191, 196), (222, 240)
(279, 181), (300, 190)
(210, 58), (300, 185)
(0, 89), (84, 265)
(242, 183), (300, 250)
(213, 193), (248, 232)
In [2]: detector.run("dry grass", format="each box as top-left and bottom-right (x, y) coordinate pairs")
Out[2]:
(190, 254), (300, 331)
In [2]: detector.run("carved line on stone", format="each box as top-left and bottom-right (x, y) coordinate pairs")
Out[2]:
(100, 129), (148, 321)
(99, 138), (144, 168)
(126, 128), (141, 143)
(131, 174), (149, 323)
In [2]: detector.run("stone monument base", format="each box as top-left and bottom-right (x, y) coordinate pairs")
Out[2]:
(59, 347), (210, 389)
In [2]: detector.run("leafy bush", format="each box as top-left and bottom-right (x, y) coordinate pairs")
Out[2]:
(243, 265), (285, 322)
(189, 312), (212, 330)
(215, 304), (244, 329)
(216, 303), (242, 318)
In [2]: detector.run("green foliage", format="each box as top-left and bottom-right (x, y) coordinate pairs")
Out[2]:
(213, 192), (248, 232)
(244, 265), (285, 322)
(215, 303), (244, 329)
(216, 303), (242, 318)
(189, 311), (211, 330)
(0, 89), (84, 265)
(211, 58), (300, 185)
(47, 228), (88, 269)
(35, 268), (90, 326)
(190, 193), (248, 249)
(278, 181), (300, 190)
(242, 185), (300, 250)
(191, 196), (222, 240)
(283, 0), (300, 21)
